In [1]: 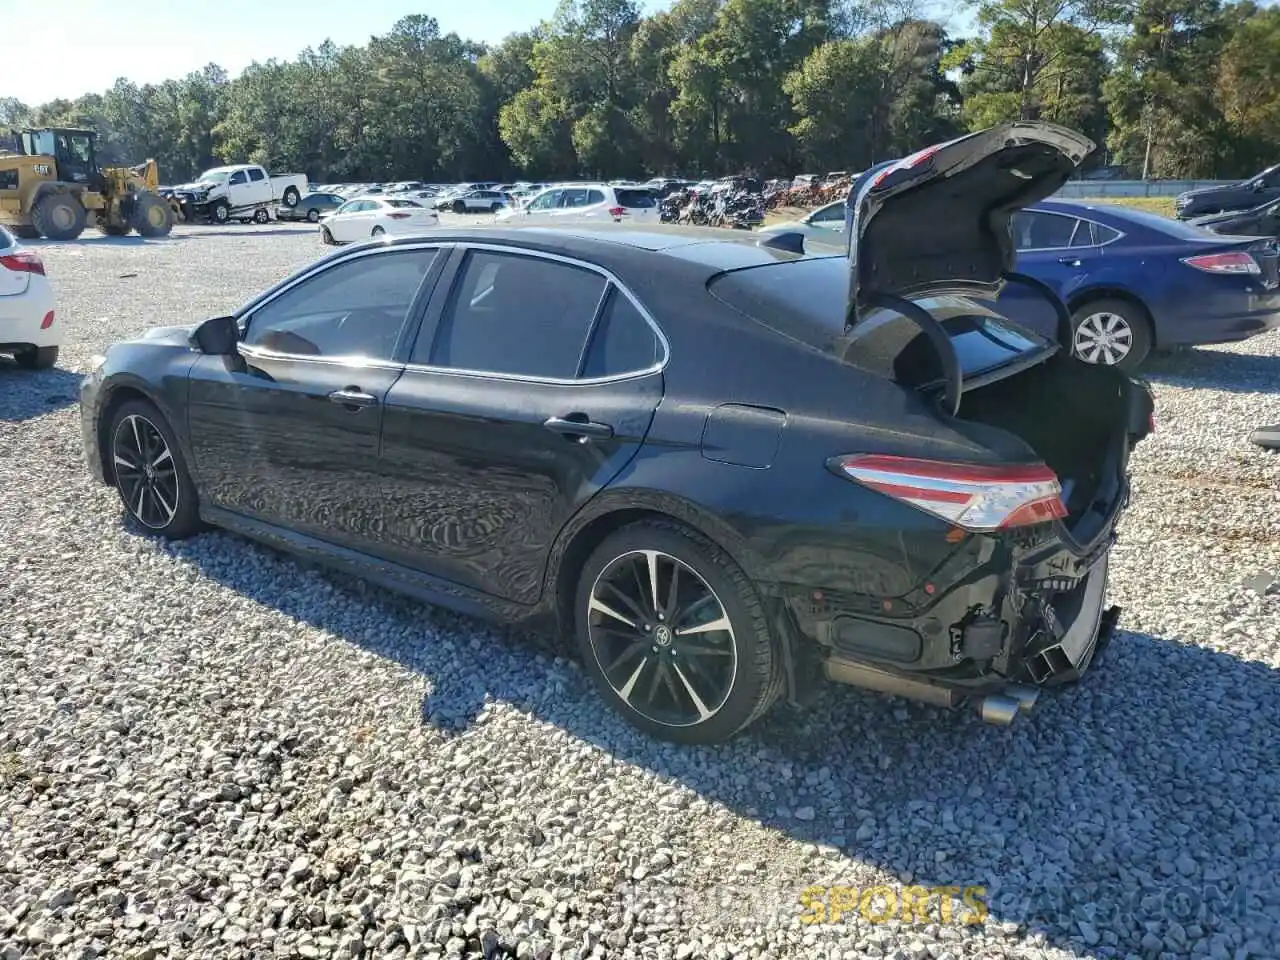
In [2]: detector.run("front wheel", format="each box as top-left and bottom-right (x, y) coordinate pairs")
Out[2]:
(253, 208), (270, 224)
(1069, 299), (1152, 370)
(452, 200), (466, 214)
(307, 208), (320, 223)
(574, 521), (782, 744)
(321, 227), (336, 245)
(210, 200), (230, 224)
(108, 400), (202, 539)
(132, 193), (174, 237)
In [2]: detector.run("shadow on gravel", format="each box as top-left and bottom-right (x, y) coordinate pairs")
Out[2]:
(160, 528), (1279, 959)
(24, 235), (189, 248)
(1143, 346), (1280, 395)
(0, 362), (82, 421)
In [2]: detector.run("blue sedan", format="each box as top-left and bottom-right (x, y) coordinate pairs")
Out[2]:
(996, 199), (1280, 369)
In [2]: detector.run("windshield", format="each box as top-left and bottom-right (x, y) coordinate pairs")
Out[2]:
(198, 170), (230, 184)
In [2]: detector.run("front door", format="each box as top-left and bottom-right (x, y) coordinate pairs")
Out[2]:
(377, 246), (666, 605)
(186, 245), (445, 552)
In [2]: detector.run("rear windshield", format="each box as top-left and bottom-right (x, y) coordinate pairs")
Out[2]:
(1099, 206), (1222, 240)
(616, 189), (657, 208)
(708, 259), (1051, 384)
(386, 199), (422, 208)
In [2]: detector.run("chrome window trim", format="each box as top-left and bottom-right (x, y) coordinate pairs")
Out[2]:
(237, 342), (404, 370)
(1015, 210), (1126, 253)
(401, 241), (670, 386)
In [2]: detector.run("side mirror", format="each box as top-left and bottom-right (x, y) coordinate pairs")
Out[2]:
(192, 315), (239, 355)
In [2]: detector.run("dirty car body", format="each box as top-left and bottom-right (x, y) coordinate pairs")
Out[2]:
(78, 122), (1152, 744)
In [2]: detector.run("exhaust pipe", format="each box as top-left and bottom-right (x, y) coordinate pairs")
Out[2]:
(977, 694), (1021, 726)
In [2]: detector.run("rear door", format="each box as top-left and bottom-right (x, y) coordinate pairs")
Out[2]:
(376, 245), (666, 604)
(245, 166), (272, 206)
(996, 209), (1107, 341)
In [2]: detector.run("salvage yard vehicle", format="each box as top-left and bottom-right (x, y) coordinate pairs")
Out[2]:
(79, 122), (1153, 744)
(1191, 196), (1280, 238)
(165, 164), (308, 224)
(277, 191), (344, 223)
(1175, 163), (1280, 218)
(0, 225), (60, 368)
(0, 128), (176, 240)
(318, 197), (440, 244)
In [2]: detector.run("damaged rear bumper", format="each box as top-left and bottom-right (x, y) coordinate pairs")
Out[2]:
(785, 525), (1123, 724)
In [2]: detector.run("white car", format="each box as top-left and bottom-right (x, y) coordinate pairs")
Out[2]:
(755, 199), (848, 250)
(494, 184), (660, 224)
(319, 198), (440, 245)
(0, 225), (60, 369)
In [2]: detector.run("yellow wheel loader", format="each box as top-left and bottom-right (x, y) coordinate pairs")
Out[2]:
(0, 128), (182, 240)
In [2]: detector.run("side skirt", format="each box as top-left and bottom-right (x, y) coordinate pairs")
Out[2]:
(200, 505), (549, 628)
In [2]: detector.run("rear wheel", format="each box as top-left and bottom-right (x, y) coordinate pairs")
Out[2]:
(253, 207), (270, 224)
(574, 521), (782, 744)
(14, 346), (58, 370)
(1069, 299), (1151, 370)
(31, 193), (87, 240)
(132, 194), (174, 238)
(108, 400), (201, 539)
(307, 208), (320, 223)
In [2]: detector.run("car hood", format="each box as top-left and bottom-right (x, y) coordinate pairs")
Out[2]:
(1190, 196), (1280, 227)
(135, 323), (198, 346)
(173, 179), (219, 193)
(843, 121), (1094, 328)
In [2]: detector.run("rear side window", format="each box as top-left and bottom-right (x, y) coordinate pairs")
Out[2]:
(1013, 212), (1078, 250)
(582, 289), (661, 377)
(386, 199), (420, 208)
(423, 250), (607, 378)
(248, 168), (266, 182)
(615, 189), (656, 209)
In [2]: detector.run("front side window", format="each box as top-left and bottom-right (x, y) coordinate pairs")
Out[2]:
(420, 250), (607, 378)
(560, 189), (591, 208)
(244, 249), (438, 361)
(527, 190), (561, 211)
(229, 170), (248, 186)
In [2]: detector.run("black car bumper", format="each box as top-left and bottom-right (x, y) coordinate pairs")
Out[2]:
(782, 522), (1120, 714)
(79, 372), (106, 484)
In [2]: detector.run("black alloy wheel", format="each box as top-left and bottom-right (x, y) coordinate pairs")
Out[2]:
(575, 521), (781, 743)
(108, 401), (201, 538)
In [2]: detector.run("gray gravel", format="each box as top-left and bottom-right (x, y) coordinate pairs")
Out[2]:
(2, 220), (1280, 960)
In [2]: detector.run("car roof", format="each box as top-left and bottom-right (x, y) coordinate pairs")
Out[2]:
(373, 223), (839, 273)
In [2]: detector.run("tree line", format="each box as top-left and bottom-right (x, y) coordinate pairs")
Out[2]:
(1, 0), (1278, 185)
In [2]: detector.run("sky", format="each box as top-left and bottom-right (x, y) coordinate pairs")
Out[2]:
(4, 0), (971, 107)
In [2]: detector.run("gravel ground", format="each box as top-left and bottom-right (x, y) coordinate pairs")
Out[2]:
(2, 220), (1279, 960)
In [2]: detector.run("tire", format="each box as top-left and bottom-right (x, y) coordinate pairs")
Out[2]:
(253, 207), (270, 224)
(282, 187), (300, 208)
(371, 226), (385, 237)
(30, 193), (87, 240)
(132, 193), (174, 237)
(452, 200), (466, 214)
(307, 208), (320, 223)
(573, 520), (782, 744)
(107, 400), (202, 539)
(1069, 299), (1152, 370)
(210, 200), (231, 224)
(321, 227), (336, 245)
(14, 346), (58, 370)
(13, 225), (40, 240)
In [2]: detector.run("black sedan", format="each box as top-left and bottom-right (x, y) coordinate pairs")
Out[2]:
(79, 122), (1153, 744)
(1191, 196), (1280, 238)
(1175, 163), (1280, 219)
(276, 192), (344, 223)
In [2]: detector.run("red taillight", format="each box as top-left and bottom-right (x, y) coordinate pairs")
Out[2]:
(387, 212), (412, 220)
(869, 144), (944, 190)
(833, 454), (1068, 532)
(0, 251), (45, 276)
(1181, 251), (1260, 275)
(40, 311), (54, 329)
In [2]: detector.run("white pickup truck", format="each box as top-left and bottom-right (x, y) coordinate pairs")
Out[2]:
(165, 164), (309, 224)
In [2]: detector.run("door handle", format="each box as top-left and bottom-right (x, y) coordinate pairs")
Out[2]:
(328, 387), (378, 409)
(544, 415), (614, 441)
(1058, 256), (1083, 267)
